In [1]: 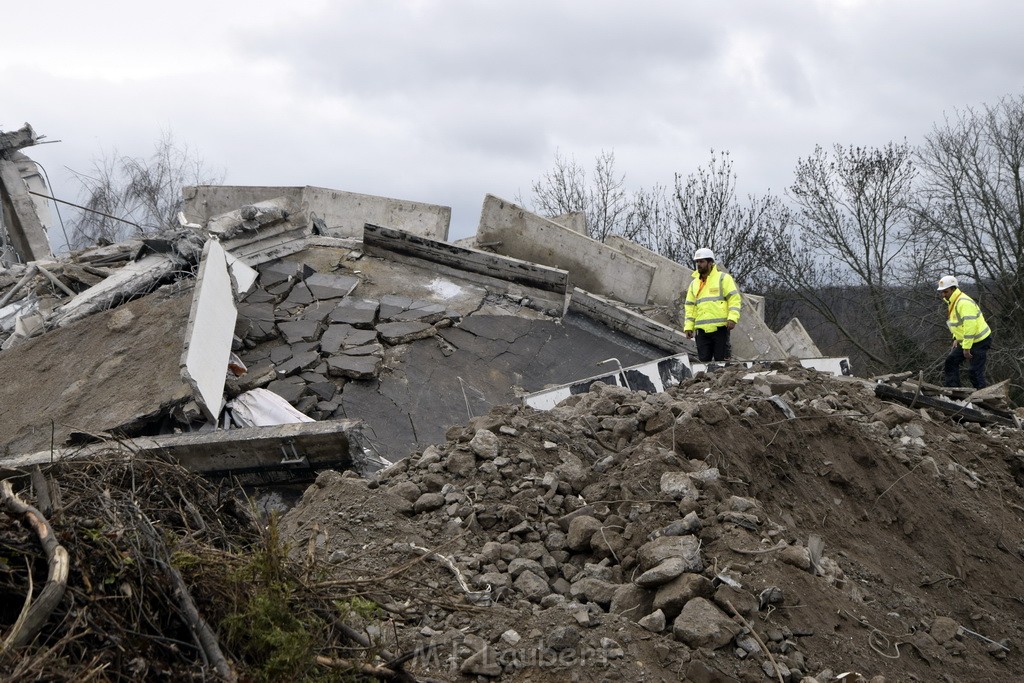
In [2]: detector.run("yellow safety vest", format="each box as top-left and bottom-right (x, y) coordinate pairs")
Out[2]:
(683, 265), (741, 333)
(945, 289), (990, 350)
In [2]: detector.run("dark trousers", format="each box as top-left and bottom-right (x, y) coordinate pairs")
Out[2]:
(696, 326), (732, 362)
(944, 335), (991, 389)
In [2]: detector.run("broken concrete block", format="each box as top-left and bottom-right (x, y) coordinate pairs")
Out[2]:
(275, 350), (320, 377)
(278, 319), (321, 345)
(266, 376), (308, 404)
(282, 282), (314, 308)
(308, 381), (337, 402)
(377, 321), (435, 345)
(320, 324), (379, 354)
(304, 272), (359, 300)
(342, 342), (384, 356)
(257, 261), (299, 287)
(329, 297), (379, 327)
(269, 345), (293, 364)
(326, 354), (382, 379)
(377, 294), (447, 324)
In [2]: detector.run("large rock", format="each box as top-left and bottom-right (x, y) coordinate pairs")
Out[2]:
(567, 515), (602, 552)
(609, 584), (655, 621)
(514, 570), (551, 602)
(660, 472), (699, 503)
(637, 535), (703, 573)
(654, 573), (714, 620)
(672, 597), (741, 649)
(470, 429), (500, 459)
(569, 577), (618, 606)
(635, 557), (692, 588)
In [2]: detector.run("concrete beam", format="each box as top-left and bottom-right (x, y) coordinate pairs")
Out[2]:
(2, 420), (366, 480)
(477, 195), (654, 305)
(363, 223), (570, 298)
(568, 288), (693, 355)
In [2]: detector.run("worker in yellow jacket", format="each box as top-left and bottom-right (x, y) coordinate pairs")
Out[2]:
(937, 275), (992, 389)
(683, 248), (742, 362)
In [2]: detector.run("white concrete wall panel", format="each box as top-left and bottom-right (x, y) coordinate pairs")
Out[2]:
(181, 240), (237, 422)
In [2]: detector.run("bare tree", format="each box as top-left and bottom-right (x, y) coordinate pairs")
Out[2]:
(916, 93), (1024, 390)
(768, 142), (929, 374)
(523, 149), (644, 242)
(69, 131), (224, 247)
(640, 150), (789, 292)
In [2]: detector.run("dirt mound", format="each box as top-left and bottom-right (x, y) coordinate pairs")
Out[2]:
(281, 362), (1024, 682)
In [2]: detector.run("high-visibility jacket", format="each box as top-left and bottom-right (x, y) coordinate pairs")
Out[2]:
(945, 288), (991, 350)
(683, 265), (741, 333)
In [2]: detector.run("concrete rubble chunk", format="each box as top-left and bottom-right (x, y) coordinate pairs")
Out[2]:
(341, 342), (383, 356)
(275, 350), (320, 377)
(304, 272), (359, 301)
(328, 297), (379, 327)
(654, 572), (715, 619)
(660, 472), (700, 502)
(637, 535), (704, 573)
(326, 354), (381, 379)
(672, 597), (741, 649)
(376, 320), (436, 345)
(277, 319), (320, 344)
(320, 324), (379, 354)
(636, 557), (693, 588)
(266, 376), (308, 404)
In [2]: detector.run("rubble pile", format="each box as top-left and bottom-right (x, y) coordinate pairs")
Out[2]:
(281, 364), (1024, 682)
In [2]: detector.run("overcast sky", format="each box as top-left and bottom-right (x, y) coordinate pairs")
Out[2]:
(4, 0), (1023, 247)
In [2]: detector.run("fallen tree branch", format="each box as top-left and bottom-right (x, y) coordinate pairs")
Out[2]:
(131, 503), (236, 682)
(0, 480), (69, 649)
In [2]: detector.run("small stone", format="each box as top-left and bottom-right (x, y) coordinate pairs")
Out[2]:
(638, 609), (666, 633)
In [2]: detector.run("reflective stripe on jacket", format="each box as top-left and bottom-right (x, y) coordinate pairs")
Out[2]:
(946, 289), (991, 350)
(683, 265), (741, 333)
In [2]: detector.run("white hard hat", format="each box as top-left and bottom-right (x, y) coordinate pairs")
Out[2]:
(693, 248), (715, 261)
(936, 275), (958, 291)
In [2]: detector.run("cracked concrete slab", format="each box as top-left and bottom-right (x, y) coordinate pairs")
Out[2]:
(339, 313), (666, 460)
(0, 288), (193, 454)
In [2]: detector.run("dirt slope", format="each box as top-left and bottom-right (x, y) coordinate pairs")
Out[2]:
(281, 362), (1024, 682)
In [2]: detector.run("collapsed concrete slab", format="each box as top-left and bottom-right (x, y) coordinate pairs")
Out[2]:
(477, 195), (654, 305)
(0, 288), (193, 455)
(183, 185), (452, 241)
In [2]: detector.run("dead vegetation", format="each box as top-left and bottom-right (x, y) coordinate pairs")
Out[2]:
(0, 450), (449, 682)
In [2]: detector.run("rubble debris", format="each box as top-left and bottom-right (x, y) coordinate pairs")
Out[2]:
(275, 362), (1024, 681)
